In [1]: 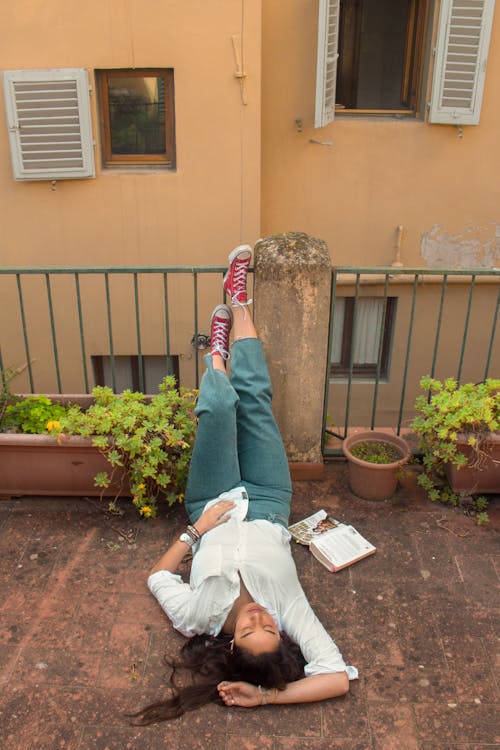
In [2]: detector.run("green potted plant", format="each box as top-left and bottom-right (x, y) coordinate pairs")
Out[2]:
(342, 431), (411, 501)
(0, 375), (197, 517)
(411, 376), (500, 523)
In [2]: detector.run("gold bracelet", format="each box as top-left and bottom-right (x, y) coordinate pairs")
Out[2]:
(258, 685), (267, 705)
(258, 685), (278, 705)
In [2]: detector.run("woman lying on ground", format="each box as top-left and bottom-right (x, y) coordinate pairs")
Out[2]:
(131, 245), (357, 724)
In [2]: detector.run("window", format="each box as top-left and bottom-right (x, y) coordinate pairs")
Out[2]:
(96, 69), (175, 167)
(92, 355), (180, 392)
(315, 0), (495, 126)
(3, 68), (95, 181)
(335, 0), (429, 113)
(330, 297), (397, 378)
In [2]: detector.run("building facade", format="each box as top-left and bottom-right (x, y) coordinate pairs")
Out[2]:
(1, 1), (499, 426)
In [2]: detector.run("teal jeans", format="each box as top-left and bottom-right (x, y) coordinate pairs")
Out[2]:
(185, 338), (292, 528)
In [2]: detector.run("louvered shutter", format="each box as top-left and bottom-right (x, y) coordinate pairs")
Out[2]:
(429, 0), (495, 125)
(3, 68), (95, 180)
(314, 0), (340, 128)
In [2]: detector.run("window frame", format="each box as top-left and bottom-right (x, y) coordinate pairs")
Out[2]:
(95, 68), (176, 168)
(330, 297), (397, 379)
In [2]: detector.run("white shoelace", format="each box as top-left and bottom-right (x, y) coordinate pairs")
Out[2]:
(230, 294), (253, 309)
(230, 262), (253, 309)
(211, 320), (231, 360)
(232, 260), (249, 292)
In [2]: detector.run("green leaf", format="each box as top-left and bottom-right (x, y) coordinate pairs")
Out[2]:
(94, 472), (110, 488)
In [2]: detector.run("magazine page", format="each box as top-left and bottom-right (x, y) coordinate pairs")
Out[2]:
(288, 509), (341, 546)
(311, 525), (376, 568)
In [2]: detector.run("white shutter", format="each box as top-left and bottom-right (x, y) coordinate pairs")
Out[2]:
(429, 0), (496, 125)
(314, 0), (340, 128)
(3, 68), (95, 180)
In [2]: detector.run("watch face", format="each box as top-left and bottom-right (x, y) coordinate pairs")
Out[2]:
(179, 532), (193, 547)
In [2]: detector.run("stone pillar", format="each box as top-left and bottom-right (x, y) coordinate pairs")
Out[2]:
(254, 232), (331, 478)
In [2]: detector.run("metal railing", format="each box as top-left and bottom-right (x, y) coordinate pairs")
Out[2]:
(322, 267), (500, 456)
(0, 265), (232, 393)
(1, 265), (499, 458)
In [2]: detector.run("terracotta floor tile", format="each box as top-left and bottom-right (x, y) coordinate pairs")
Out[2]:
(413, 703), (500, 744)
(9, 646), (100, 688)
(227, 735), (275, 750)
(364, 664), (457, 704)
(225, 700), (322, 737)
(322, 682), (371, 742)
(367, 703), (419, 749)
(2, 722), (82, 750)
(275, 740), (372, 750)
(77, 724), (180, 749)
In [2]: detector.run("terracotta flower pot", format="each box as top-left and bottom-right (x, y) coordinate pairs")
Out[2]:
(342, 431), (411, 501)
(445, 432), (500, 494)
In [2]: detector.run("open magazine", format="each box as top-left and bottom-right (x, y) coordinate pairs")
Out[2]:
(288, 509), (376, 572)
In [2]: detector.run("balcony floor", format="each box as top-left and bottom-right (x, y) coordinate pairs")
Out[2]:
(1, 463), (498, 749)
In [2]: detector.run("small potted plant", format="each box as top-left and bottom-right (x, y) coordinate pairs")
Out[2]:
(342, 431), (411, 501)
(411, 376), (500, 523)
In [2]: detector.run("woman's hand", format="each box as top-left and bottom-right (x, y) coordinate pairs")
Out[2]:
(194, 500), (235, 536)
(217, 681), (263, 708)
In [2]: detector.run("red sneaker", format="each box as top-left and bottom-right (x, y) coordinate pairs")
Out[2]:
(210, 304), (233, 360)
(223, 245), (253, 307)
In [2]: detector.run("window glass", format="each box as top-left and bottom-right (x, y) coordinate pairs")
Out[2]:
(92, 355), (179, 392)
(356, 0), (411, 109)
(331, 297), (396, 378)
(352, 298), (384, 363)
(108, 75), (166, 155)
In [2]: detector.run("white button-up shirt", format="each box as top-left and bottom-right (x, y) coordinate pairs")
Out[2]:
(148, 488), (358, 679)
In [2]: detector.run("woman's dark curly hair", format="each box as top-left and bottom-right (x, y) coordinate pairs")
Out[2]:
(127, 632), (306, 725)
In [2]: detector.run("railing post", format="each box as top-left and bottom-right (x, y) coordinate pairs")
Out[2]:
(254, 233), (331, 479)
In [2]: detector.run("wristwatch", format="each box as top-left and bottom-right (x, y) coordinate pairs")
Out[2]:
(179, 532), (196, 547)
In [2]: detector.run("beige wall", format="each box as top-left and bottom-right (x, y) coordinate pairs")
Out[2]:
(261, 0), (500, 268)
(0, 0), (262, 267)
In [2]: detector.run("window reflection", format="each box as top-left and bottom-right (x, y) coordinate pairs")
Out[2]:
(107, 76), (166, 155)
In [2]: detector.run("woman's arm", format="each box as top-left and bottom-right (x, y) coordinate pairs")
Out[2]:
(149, 538), (193, 576)
(217, 671), (349, 708)
(149, 499), (235, 575)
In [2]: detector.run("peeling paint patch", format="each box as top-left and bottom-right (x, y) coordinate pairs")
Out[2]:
(421, 223), (500, 268)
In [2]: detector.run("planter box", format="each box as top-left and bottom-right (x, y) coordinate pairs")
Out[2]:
(0, 394), (131, 497)
(0, 433), (129, 497)
(446, 432), (500, 494)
